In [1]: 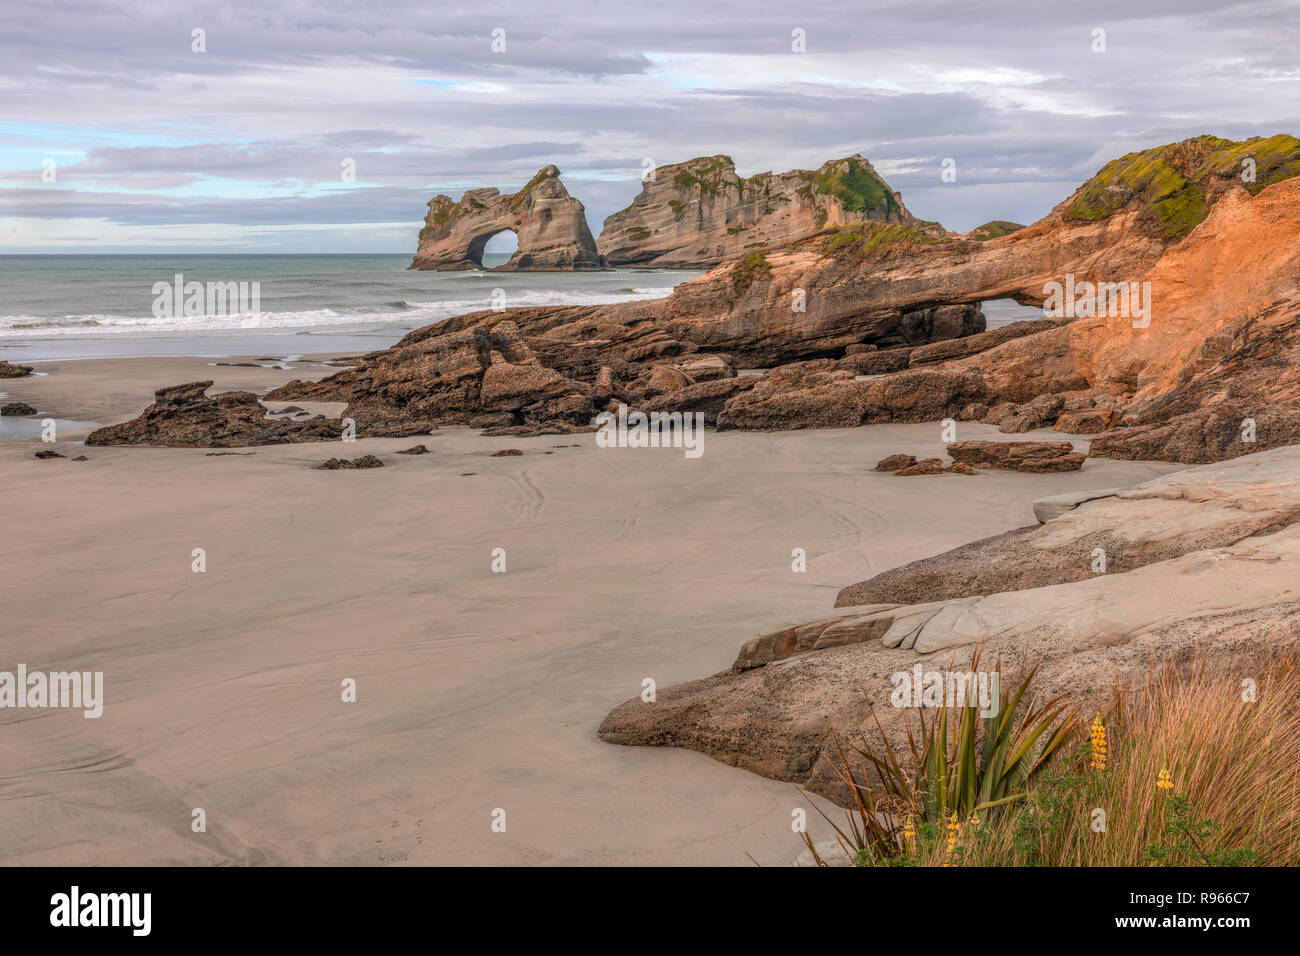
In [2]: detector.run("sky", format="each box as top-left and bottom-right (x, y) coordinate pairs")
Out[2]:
(1, 0), (1298, 253)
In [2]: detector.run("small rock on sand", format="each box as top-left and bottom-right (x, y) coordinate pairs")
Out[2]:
(894, 458), (944, 476)
(874, 453), (915, 472)
(315, 455), (384, 470)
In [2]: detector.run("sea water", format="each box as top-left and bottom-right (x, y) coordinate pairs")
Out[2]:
(0, 254), (703, 362)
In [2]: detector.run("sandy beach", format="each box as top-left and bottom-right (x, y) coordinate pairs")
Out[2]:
(0, 356), (1181, 865)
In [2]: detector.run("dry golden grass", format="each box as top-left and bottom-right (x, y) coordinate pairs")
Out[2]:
(807, 657), (1300, 866)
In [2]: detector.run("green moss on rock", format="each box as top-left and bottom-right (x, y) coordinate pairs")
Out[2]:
(970, 220), (1024, 240)
(1065, 134), (1300, 240)
(821, 221), (949, 257)
(732, 250), (772, 289)
(672, 156), (735, 197)
(507, 167), (554, 211)
(804, 157), (899, 218)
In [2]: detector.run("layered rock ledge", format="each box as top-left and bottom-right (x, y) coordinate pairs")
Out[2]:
(598, 445), (1300, 802)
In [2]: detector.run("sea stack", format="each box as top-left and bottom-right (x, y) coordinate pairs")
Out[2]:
(596, 154), (935, 268)
(409, 164), (606, 271)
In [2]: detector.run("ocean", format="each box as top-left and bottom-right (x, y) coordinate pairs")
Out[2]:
(0, 254), (702, 362)
(0, 254), (1042, 363)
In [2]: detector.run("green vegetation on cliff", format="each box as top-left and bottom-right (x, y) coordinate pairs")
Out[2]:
(1066, 134), (1300, 240)
(507, 167), (555, 211)
(672, 156), (735, 196)
(822, 221), (949, 257)
(802, 156), (901, 218)
(732, 250), (772, 288)
(970, 220), (1024, 241)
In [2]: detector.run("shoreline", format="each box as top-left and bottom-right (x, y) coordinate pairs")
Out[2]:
(0, 354), (1181, 865)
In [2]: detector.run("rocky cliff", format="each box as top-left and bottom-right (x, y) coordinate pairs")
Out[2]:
(409, 164), (605, 271)
(95, 135), (1300, 462)
(597, 154), (930, 267)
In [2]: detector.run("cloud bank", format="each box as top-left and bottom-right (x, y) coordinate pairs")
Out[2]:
(2, 0), (1297, 251)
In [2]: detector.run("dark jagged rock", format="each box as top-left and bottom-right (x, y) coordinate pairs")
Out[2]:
(394, 444), (428, 455)
(947, 439), (1085, 472)
(85, 381), (343, 447)
(874, 453), (915, 472)
(838, 348), (912, 375)
(34, 449), (64, 459)
(893, 457), (944, 476)
(481, 422), (592, 437)
(315, 455), (384, 470)
(640, 377), (755, 425)
(907, 317), (1067, 367)
(1055, 407), (1121, 434)
(268, 320), (592, 437)
(1, 402), (36, 416)
(490, 448), (523, 457)
(714, 364), (985, 430)
(0, 361), (34, 378)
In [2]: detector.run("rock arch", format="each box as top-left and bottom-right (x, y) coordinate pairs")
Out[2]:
(475, 228), (519, 264)
(410, 165), (606, 271)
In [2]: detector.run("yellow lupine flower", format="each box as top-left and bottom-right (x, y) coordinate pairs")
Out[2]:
(946, 812), (961, 852)
(1157, 765), (1174, 790)
(1089, 715), (1108, 771)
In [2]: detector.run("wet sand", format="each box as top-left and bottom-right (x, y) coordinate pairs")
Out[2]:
(0, 356), (1181, 865)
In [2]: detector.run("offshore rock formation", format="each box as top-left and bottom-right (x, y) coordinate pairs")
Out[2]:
(597, 154), (930, 267)
(599, 446), (1300, 803)
(409, 165), (605, 271)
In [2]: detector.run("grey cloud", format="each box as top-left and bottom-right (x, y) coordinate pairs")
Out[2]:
(3, 0), (1298, 245)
